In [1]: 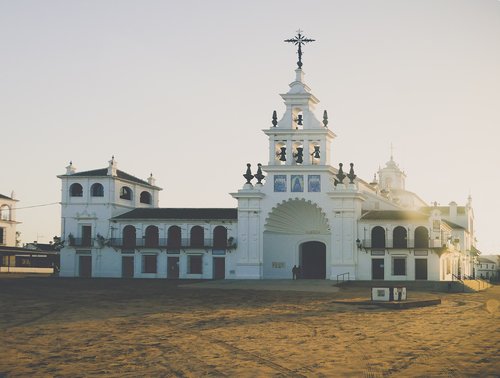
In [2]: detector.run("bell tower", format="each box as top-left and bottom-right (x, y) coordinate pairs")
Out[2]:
(265, 68), (335, 167)
(265, 31), (335, 168)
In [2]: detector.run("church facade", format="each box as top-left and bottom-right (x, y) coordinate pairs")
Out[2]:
(58, 57), (477, 281)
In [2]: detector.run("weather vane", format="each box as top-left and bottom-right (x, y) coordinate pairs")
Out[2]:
(284, 29), (315, 69)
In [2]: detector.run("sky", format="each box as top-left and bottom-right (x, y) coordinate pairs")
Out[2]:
(1, 0), (499, 254)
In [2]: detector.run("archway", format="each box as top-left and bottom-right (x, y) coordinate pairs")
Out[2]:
(299, 241), (326, 279)
(263, 199), (330, 279)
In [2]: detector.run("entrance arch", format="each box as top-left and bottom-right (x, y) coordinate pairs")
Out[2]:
(300, 241), (326, 279)
(262, 199), (331, 279)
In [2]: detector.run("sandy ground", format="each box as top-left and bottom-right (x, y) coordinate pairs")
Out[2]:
(0, 276), (498, 377)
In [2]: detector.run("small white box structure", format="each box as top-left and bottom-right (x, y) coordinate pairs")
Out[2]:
(371, 287), (391, 301)
(371, 287), (407, 301)
(393, 287), (407, 301)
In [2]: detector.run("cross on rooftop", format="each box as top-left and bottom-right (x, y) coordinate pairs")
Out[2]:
(284, 29), (315, 69)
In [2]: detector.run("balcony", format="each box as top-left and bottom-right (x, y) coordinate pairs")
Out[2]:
(108, 238), (236, 250)
(362, 239), (429, 249)
(68, 237), (93, 247)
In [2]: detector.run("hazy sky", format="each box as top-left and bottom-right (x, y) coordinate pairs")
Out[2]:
(1, 0), (499, 253)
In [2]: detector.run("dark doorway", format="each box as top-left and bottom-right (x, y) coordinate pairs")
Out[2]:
(300, 241), (326, 279)
(79, 255), (92, 277)
(372, 258), (384, 279)
(122, 256), (134, 278)
(167, 256), (179, 279)
(415, 259), (428, 280)
(81, 226), (92, 247)
(213, 257), (225, 279)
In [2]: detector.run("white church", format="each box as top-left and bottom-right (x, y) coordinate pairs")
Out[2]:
(58, 35), (477, 281)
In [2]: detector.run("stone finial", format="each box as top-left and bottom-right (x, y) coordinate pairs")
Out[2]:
(243, 163), (254, 184)
(107, 156), (117, 176)
(323, 110), (328, 128)
(66, 161), (76, 175)
(347, 163), (357, 184)
(147, 173), (156, 186)
(10, 190), (15, 199)
(336, 163), (346, 184)
(255, 163), (265, 184)
(272, 110), (278, 127)
(467, 194), (472, 208)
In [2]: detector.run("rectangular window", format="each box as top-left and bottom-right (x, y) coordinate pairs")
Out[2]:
(392, 257), (406, 276)
(274, 175), (287, 192)
(291, 175), (304, 192)
(188, 255), (203, 274)
(142, 255), (157, 273)
(308, 175), (321, 192)
(0, 227), (5, 245)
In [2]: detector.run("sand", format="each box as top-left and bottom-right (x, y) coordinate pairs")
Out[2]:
(0, 276), (498, 377)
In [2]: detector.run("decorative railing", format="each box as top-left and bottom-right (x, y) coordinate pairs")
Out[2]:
(362, 239), (429, 249)
(107, 238), (236, 250)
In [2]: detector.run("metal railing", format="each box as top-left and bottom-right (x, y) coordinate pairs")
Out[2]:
(336, 272), (350, 285)
(452, 273), (465, 292)
(68, 238), (93, 247)
(363, 238), (428, 249)
(107, 237), (236, 249)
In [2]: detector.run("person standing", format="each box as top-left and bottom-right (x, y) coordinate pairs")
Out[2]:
(292, 265), (298, 280)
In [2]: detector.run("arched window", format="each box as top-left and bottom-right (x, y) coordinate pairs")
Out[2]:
(190, 226), (204, 248)
(213, 226), (227, 249)
(91, 183), (104, 197)
(145, 225), (159, 248)
(167, 226), (181, 249)
(415, 226), (429, 248)
(123, 225), (136, 249)
(393, 226), (407, 248)
(140, 191), (152, 204)
(371, 226), (386, 249)
(120, 186), (132, 200)
(0, 205), (10, 221)
(70, 183), (83, 197)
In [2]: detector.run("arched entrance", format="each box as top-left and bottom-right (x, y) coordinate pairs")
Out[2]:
(263, 199), (330, 279)
(300, 241), (326, 279)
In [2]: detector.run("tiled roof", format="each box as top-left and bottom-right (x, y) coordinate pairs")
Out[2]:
(65, 168), (152, 186)
(421, 206), (466, 215)
(0, 245), (59, 255)
(442, 219), (465, 230)
(360, 210), (429, 221)
(113, 208), (238, 220)
(478, 257), (496, 264)
(471, 245), (482, 256)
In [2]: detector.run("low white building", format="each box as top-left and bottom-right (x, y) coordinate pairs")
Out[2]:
(58, 52), (478, 281)
(475, 256), (498, 280)
(0, 192), (19, 247)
